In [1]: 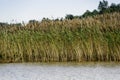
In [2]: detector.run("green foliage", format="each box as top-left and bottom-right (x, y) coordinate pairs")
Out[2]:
(0, 23), (9, 27)
(92, 10), (99, 15)
(28, 20), (39, 24)
(65, 14), (74, 20)
(82, 10), (92, 17)
(109, 3), (120, 12)
(98, 0), (108, 13)
(80, 0), (120, 18)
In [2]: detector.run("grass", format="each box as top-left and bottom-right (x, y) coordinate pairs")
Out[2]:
(0, 12), (120, 63)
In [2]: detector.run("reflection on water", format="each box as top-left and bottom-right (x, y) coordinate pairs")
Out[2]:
(0, 62), (120, 80)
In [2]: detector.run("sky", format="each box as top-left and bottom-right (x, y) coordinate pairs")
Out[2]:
(0, 0), (120, 23)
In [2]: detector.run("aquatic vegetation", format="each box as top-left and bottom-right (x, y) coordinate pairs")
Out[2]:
(0, 12), (120, 62)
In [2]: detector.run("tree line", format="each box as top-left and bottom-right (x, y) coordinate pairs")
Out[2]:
(0, 0), (120, 26)
(66, 0), (120, 20)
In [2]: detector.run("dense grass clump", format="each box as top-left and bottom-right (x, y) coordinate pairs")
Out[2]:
(0, 12), (120, 63)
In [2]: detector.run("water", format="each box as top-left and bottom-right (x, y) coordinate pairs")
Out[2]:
(0, 62), (120, 80)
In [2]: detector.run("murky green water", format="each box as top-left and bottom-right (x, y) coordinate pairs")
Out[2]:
(0, 62), (120, 80)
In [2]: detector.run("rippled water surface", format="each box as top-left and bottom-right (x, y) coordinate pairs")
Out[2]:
(0, 62), (120, 80)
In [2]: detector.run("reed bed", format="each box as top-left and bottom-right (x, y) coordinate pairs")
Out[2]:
(0, 12), (120, 62)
